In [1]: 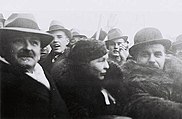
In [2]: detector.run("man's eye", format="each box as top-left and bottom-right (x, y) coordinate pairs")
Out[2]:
(155, 52), (162, 57)
(13, 38), (23, 43)
(141, 53), (149, 57)
(31, 40), (40, 46)
(57, 35), (62, 39)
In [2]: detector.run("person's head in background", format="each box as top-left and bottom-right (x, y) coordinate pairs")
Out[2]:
(129, 27), (171, 70)
(106, 28), (129, 65)
(48, 20), (71, 55)
(69, 28), (87, 48)
(171, 34), (182, 60)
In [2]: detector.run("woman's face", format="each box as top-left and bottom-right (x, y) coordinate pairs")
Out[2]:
(88, 54), (109, 80)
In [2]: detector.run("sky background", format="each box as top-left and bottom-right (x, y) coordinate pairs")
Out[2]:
(1, 0), (182, 45)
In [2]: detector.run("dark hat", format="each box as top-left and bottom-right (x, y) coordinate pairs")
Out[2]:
(70, 28), (87, 38)
(47, 20), (72, 39)
(172, 34), (182, 49)
(91, 29), (107, 41)
(69, 39), (108, 63)
(129, 27), (171, 57)
(107, 28), (128, 42)
(0, 13), (54, 48)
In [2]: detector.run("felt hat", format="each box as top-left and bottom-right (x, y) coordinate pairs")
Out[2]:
(47, 20), (72, 39)
(0, 13), (53, 48)
(129, 27), (171, 57)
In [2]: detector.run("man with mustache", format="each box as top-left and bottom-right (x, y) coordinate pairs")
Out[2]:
(121, 27), (182, 119)
(0, 13), (69, 119)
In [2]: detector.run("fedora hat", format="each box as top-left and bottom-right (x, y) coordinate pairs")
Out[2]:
(0, 13), (53, 48)
(70, 28), (87, 38)
(47, 20), (72, 39)
(107, 28), (128, 42)
(172, 34), (182, 48)
(129, 27), (171, 57)
(91, 29), (107, 41)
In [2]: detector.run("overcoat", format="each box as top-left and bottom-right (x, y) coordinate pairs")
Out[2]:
(0, 60), (70, 119)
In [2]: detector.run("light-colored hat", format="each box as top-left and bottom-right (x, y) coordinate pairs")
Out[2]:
(0, 13), (53, 48)
(129, 27), (171, 57)
(172, 34), (182, 48)
(91, 29), (107, 41)
(70, 28), (87, 38)
(107, 28), (128, 42)
(47, 20), (72, 39)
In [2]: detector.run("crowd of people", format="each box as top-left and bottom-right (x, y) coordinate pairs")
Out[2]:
(1, 13), (182, 119)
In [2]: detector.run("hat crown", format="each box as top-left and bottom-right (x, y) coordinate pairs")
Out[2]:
(49, 20), (65, 31)
(134, 27), (163, 44)
(70, 29), (80, 36)
(5, 13), (39, 30)
(176, 34), (182, 43)
(108, 28), (123, 40)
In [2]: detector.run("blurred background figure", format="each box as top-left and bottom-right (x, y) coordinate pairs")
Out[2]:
(0, 13), (5, 28)
(106, 28), (129, 65)
(69, 28), (87, 48)
(171, 34), (182, 60)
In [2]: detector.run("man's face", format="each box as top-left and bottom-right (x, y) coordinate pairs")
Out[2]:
(136, 44), (166, 69)
(173, 45), (182, 60)
(50, 30), (69, 54)
(107, 38), (127, 57)
(5, 34), (41, 71)
(40, 45), (51, 59)
(89, 54), (109, 80)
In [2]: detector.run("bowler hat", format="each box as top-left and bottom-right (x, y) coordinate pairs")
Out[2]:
(0, 13), (53, 48)
(107, 28), (128, 42)
(91, 29), (107, 41)
(70, 28), (87, 38)
(172, 34), (182, 49)
(129, 27), (171, 57)
(47, 20), (72, 39)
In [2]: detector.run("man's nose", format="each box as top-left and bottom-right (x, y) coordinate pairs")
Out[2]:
(114, 43), (119, 49)
(104, 61), (109, 69)
(23, 40), (33, 50)
(148, 54), (155, 64)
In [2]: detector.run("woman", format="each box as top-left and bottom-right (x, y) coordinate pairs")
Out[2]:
(51, 39), (130, 119)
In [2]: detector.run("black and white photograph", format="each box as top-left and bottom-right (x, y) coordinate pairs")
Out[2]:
(1, 0), (182, 119)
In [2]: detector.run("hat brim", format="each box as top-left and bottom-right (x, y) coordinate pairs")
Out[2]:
(73, 34), (87, 38)
(0, 27), (54, 48)
(47, 28), (72, 39)
(172, 42), (182, 47)
(108, 36), (128, 42)
(129, 39), (171, 57)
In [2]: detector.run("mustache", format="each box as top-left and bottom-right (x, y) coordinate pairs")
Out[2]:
(17, 50), (35, 58)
